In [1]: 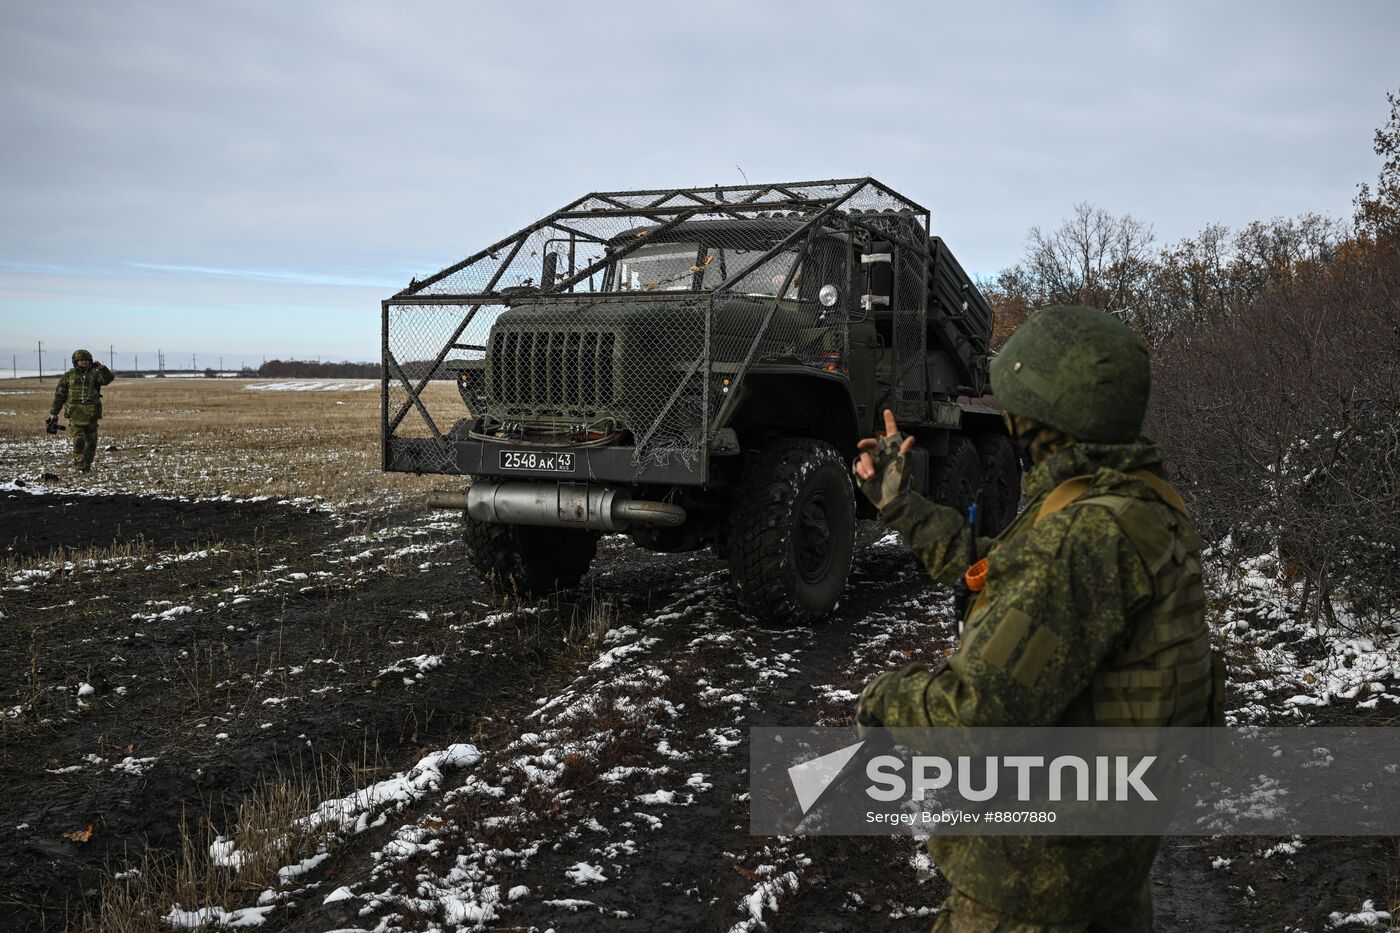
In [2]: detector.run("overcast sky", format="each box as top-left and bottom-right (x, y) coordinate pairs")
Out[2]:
(1, 0), (1396, 370)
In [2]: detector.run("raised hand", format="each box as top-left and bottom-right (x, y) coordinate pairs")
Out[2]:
(853, 409), (917, 509)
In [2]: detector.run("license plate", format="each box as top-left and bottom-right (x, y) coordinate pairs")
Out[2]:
(498, 449), (577, 473)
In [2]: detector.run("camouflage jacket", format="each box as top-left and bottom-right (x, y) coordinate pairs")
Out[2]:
(50, 365), (114, 422)
(868, 439), (1211, 922)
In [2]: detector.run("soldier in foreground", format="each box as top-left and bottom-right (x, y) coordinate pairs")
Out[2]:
(47, 348), (115, 473)
(853, 306), (1221, 931)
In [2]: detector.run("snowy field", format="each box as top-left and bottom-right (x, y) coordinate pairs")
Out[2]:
(245, 380), (378, 392)
(1, 377), (1397, 932)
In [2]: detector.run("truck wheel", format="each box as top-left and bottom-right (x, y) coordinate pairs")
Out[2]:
(463, 514), (598, 595)
(974, 434), (1022, 535)
(929, 435), (980, 518)
(725, 439), (855, 624)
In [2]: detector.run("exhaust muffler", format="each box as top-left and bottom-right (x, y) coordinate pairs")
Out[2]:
(430, 481), (685, 532)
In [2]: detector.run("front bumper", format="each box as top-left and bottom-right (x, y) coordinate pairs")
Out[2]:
(385, 436), (706, 486)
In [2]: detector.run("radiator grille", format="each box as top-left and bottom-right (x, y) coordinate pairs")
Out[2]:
(488, 329), (616, 413)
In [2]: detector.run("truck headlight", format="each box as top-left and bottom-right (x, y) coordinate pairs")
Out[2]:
(819, 284), (840, 308)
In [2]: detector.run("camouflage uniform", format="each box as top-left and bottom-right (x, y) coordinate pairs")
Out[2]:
(855, 307), (1220, 931)
(49, 350), (114, 472)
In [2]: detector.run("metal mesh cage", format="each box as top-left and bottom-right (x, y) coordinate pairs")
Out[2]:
(382, 179), (932, 476)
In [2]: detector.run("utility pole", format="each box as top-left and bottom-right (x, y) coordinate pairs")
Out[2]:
(135, 353), (140, 375)
(158, 349), (164, 376)
(219, 356), (223, 373)
(11, 355), (15, 380)
(109, 344), (114, 369)
(37, 341), (43, 381)
(192, 353), (197, 371)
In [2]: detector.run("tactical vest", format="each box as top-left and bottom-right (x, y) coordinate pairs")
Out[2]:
(66, 368), (105, 407)
(968, 470), (1225, 728)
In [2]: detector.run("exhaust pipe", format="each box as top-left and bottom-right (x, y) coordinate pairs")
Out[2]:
(426, 492), (470, 511)
(432, 481), (685, 532)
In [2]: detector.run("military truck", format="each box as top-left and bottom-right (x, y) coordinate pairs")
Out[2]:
(382, 179), (1018, 622)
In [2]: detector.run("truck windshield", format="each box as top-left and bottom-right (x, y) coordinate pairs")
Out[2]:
(614, 243), (800, 298)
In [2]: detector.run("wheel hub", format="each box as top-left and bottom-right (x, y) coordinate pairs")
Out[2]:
(795, 491), (834, 584)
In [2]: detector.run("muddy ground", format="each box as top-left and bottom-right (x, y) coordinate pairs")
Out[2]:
(1, 488), (1396, 932)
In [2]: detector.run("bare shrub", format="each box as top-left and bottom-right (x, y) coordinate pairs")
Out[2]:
(1149, 235), (1400, 630)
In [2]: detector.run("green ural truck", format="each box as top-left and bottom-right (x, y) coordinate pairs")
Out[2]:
(382, 179), (1018, 623)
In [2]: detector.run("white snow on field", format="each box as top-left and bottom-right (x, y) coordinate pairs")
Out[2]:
(244, 380), (376, 392)
(165, 904), (275, 928)
(565, 862), (607, 884)
(729, 871), (800, 933)
(207, 743), (480, 872)
(1327, 899), (1393, 929)
(376, 653), (444, 684)
(131, 604), (195, 623)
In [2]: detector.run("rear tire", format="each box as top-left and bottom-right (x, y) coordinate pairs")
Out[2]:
(974, 433), (1022, 536)
(463, 514), (598, 595)
(929, 435), (981, 518)
(725, 439), (855, 624)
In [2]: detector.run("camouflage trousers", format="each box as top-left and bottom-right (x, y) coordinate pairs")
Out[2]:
(930, 882), (1152, 933)
(70, 421), (99, 471)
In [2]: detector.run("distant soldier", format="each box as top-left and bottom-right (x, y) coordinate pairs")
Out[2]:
(853, 306), (1223, 931)
(47, 349), (115, 473)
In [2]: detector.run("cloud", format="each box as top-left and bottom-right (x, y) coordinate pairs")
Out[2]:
(1, 0), (1396, 354)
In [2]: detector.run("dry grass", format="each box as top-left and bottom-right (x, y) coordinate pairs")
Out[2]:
(0, 377), (463, 505)
(1, 635), (47, 741)
(1, 537), (192, 576)
(79, 747), (386, 932)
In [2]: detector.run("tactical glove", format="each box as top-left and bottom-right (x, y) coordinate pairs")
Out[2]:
(45, 416), (59, 435)
(853, 432), (912, 511)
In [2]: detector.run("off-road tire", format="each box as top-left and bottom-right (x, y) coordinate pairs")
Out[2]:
(463, 514), (598, 596)
(724, 439), (855, 624)
(974, 433), (1022, 536)
(929, 435), (981, 519)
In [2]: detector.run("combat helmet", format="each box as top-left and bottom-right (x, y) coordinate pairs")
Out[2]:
(989, 305), (1149, 443)
(72, 348), (94, 363)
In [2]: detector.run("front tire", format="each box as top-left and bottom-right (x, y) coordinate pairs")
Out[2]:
(724, 439), (855, 624)
(463, 514), (598, 596)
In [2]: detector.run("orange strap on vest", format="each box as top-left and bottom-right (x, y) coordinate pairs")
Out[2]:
(964, 556), (989, 592)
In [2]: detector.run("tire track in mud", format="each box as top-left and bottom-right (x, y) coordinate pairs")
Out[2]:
(288, 527), (964, 932)
(286, 525), (1250, 933)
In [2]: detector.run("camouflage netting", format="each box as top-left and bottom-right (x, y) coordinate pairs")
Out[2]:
(383, 179), (931, 473)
